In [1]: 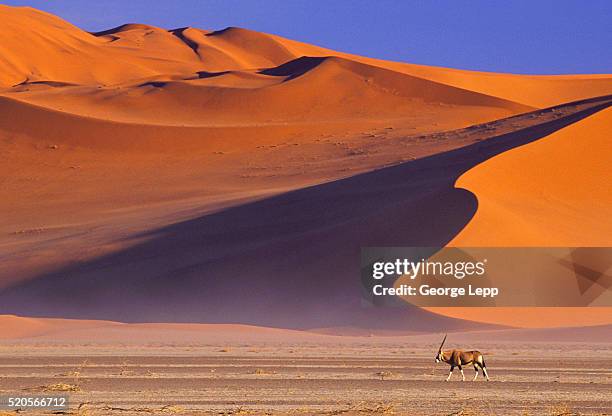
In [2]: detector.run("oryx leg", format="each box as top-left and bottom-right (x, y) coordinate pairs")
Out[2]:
(459, 365), (465, 381)
(483, 366), (490, 381)
(446, 365), (454, 381)
(473, 365), (479, 381)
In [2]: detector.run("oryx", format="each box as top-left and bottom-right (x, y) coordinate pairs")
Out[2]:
(434, 334), (489, 381)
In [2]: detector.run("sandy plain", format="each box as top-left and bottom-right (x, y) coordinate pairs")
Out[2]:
(1, 325), (611, 416)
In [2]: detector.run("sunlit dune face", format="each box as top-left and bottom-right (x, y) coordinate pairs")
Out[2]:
(434, 108), (612, 328)
(450, 108), (612, 247)
(425, 307), (612, 328)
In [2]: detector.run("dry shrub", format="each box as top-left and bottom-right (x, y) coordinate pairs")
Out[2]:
(329, 401), (396, 415)
(219, 407), (251, 415)
(375, 371), (394, 381)
(21, 382), (82, 392)
(160, 405), (185, 414)
(252, 368), (276, 375)
(548, 404), (580, 416)
(100, 404), (184, 414)
(44, 382), (81, 392)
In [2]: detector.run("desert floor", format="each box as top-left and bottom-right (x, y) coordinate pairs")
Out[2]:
(1, 338), (610, 416)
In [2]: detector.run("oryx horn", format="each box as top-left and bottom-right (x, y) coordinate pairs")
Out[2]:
(439, 334), (447, 351)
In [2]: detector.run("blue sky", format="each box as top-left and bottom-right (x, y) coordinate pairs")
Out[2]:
(5, 0), (611, 74)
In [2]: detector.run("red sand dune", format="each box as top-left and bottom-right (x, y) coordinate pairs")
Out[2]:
(0, 5), (611, 333)
(2, 57), (531, 129)
(425, 107), (612, 328)
(2, 96), (610, 331)
(1, 314), (610, 344)
(0, 314), (330, 343)
(451, 108), (612, 247)
(2, 6), (610, 109)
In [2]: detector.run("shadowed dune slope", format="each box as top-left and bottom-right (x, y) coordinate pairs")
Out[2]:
(1, 96), (609, 330)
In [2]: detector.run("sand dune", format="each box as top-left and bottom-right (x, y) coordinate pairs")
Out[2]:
(3, 56), (531, 127)
(0, 314), (331, 342)
(425, 307), (612, 329)
(0, 7), (333, 88)
(426, 107), (612, 328)
(1, 313), (610, 344)
(0, 7), (184, 88)
(1, 5), (610, 113)
(387, 64), (612, 108)
(1, 5), (611, 331)
(0, 314), (118, 340)
(451, 107), (612, 246)
(2, 95), (609, 330)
